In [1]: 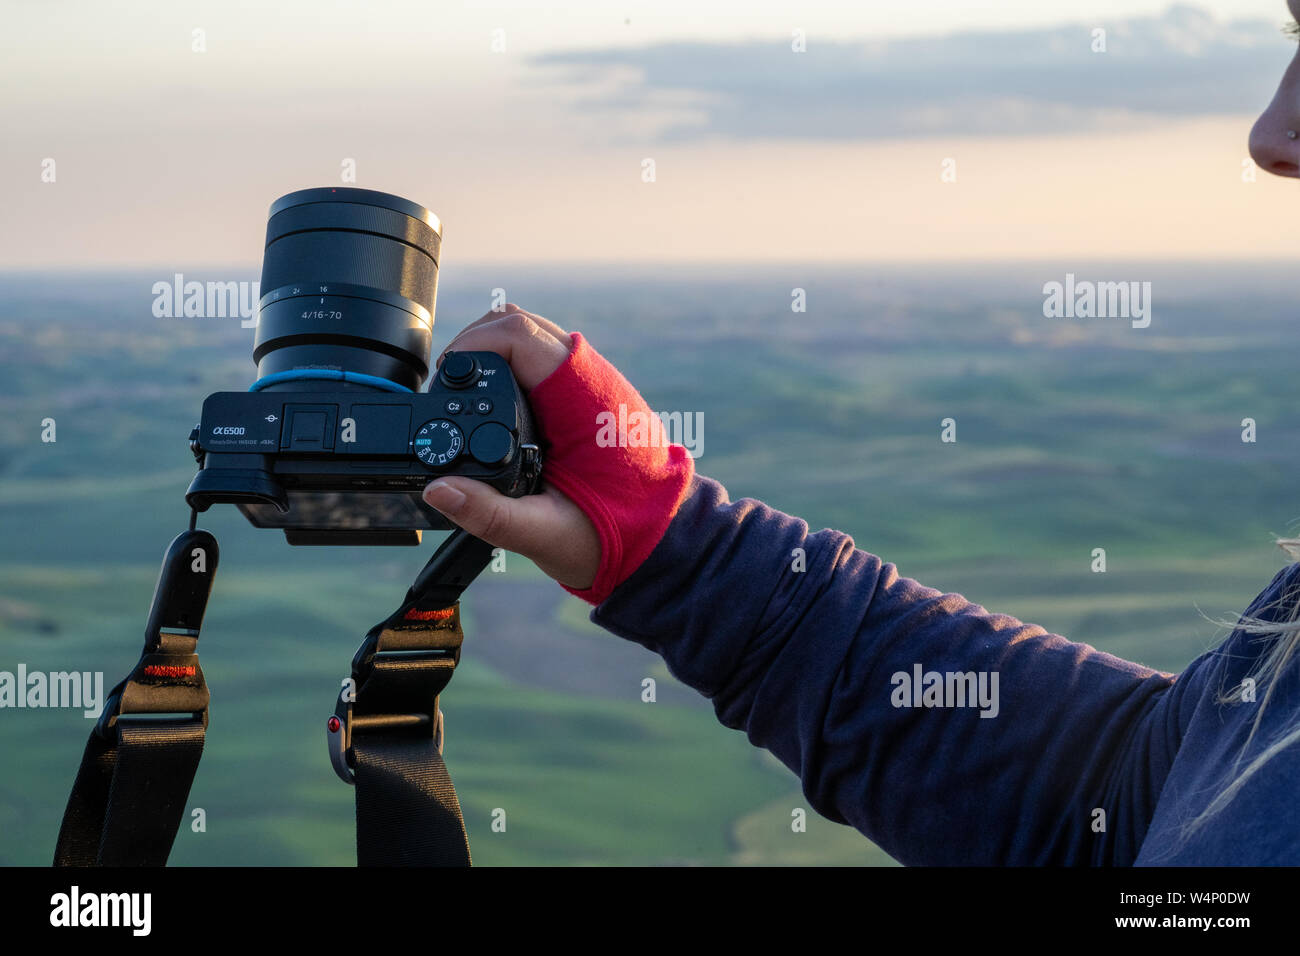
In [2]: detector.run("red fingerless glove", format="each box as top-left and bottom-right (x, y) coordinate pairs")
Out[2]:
(527, 332), (695, 605)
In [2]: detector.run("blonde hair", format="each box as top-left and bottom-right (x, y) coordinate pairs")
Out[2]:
(1179, 540), (1300, 839)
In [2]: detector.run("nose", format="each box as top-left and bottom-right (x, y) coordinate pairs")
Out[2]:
(1251, 52), (1300, 179)
(1249, 108), (1300, 177)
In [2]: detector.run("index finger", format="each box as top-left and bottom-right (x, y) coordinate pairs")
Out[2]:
(439, 312), (573, 390)
(440, 304), (567, 358)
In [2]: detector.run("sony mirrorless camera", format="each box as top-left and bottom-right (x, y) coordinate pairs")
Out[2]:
(184, 187), (541, 545)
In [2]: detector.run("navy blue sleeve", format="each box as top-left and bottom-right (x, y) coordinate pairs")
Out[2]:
(591, 475), (1211, 865)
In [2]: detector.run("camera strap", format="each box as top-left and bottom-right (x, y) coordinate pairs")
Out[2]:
(54, 529), (218, 866)
(331, 529), (496, 866)
(54, 523), (497, 867)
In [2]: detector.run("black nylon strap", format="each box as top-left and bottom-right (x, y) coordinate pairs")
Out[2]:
(55, 719), (206, 866)
(355, 736), (470, 866)
(346, 530), (495, 867)
(55, 519), (494, 867)
(54, 529), (216, 868)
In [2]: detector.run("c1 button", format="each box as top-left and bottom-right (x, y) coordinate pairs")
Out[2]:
(472, 397), (493, 415)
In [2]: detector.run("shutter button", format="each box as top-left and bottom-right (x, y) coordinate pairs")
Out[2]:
(439, 352), (480, 389)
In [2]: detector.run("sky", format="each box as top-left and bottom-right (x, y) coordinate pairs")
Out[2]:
(2, 0), (1299, 266)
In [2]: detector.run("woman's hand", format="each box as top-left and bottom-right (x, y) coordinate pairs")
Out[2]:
(421, 304), (603, 589)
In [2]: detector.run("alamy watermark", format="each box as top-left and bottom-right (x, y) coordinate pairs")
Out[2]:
(1042, 273), (1152, 329)
(152, 274), (259, 327)
(890, 663), (999, 718)
(596, 403), (704, 458)
(50, 886), (151, 936)
(0, 664), (104, 718)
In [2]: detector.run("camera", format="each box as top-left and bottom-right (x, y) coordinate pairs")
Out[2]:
(184, 187), (541, 546)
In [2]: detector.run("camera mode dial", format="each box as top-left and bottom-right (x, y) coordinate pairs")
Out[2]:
(414, 419), (464, 468)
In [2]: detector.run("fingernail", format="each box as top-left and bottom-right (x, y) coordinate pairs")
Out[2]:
(423, 481), (466, 514)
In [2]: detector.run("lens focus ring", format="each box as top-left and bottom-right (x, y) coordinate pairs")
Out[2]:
(261, 231), (437, 306)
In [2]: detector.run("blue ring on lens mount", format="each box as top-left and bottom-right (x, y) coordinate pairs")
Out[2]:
(248, 369), (414, 393)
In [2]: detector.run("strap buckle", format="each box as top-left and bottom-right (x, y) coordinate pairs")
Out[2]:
(94, 633), (210, 741)
(326, 691), (444, 785)
(93, 528), (218, 742)
(326, 607), (460, 786)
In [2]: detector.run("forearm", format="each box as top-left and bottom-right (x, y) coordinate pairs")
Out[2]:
(592, 474), (1186, 864)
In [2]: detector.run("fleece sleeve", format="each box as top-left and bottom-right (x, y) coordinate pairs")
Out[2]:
(591, 474), (1201, 865)
(526, 331), (694, 605)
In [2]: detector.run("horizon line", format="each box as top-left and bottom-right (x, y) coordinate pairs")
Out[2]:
(3, 255), (1298, 274)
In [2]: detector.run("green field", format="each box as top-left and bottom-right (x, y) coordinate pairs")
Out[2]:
(1, 262), (1296, 865)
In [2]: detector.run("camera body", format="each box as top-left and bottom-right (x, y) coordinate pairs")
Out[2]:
(183, 186), (542, 545)
(187, 351), (539, 546)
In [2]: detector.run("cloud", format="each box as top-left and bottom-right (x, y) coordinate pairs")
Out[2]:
(530, 4), (1293, 141)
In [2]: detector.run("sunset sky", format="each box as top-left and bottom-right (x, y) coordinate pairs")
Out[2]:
(3, 0), (1299, 266)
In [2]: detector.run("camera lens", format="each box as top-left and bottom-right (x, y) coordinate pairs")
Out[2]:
(252, 187), (442, 393)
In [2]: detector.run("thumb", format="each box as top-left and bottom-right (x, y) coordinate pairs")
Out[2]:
(422, 476), (536, 552)
(421, 477), (601, 590)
